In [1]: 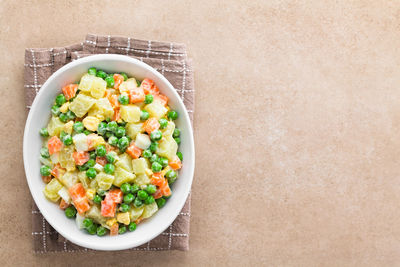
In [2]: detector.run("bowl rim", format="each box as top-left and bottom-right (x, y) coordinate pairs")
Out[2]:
(23, 54), (195, 250)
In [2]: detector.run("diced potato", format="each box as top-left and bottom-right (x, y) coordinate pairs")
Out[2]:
(132, 158), (149, 175)
(89, 179), (98, 190)
(120, 105), (141, 123)
(47, 116), (65, 136)
(73, 133), (88, 152)
(129, 206), (145, 221)
(93, 163), (103, 172)
(86, 188), (96, 200)
(141, 202), (158, 219)
(76, 213), (85, 229)
(113, 167), (135, 187)
(78, 74), (95, 92)
(40, 156), (52, 167)
(43, 178), (63, 202)
(126, 122), (143, 139)
(106, 218), (117, 227)
(50, 152), (59, 165)
(88, 134), (106, 149)
(59, 171), (78, 188)
(162, 121), (175, 137)
(59, 146), (76, 171)
(78, 171), (90, 189)
(144, 100), (167, 120)
(115, 153), (133, 172)
(63, 121), (74, 135)
(90, 77), (107, 99)
(135, 133), (151, 149)
(82, 116), (100, 131)
(117, 212), (130, 225)
(88, 98), (114, 121)
(59, 102), (70, 113)
(69, 93), (96, 118)
(156, 136), (178, 161)
(145, 168), (153, 177)
(57, 187), (70, 203)
(86, 205), (107, 225)
(95, 172), (114, 190)
(161, 166), (171, 176)
(118, 78), (137, 94)
(135, 173), (150, 186)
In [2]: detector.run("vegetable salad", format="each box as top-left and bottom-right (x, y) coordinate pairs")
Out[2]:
(39, 68), (183, 236)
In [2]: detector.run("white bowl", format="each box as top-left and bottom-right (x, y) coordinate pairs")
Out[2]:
(23, 54), (195, 251)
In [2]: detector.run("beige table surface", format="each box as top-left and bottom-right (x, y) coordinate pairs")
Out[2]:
(2, 0), (400, 266)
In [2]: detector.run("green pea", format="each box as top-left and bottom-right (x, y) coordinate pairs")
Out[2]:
(40, 127), (49, 137)
(120, 183), (131, 194)
(65, 206), (77, 218)
(140, 110), (149, 121)
(155, 198), (166, 208)
(151, 162), (162, 173)
(150, 154), (159, 163)
(123, 193), (135, 204)
(118, 95), (129, 105)
(86, 224), (97, 235)
(93, 194), (102, 204)
(104, 163), (115, 174)
(97, 189), (106, 197)
(86, 168), (97, 179)
(97, 122), (107, 136)
(97, 226), (107, 236)
(60, 131), (67, 140)
(115, 126), (126, 138)
(105, 131), (113, 139)
(118, 225), (127, 234)
(174, 137), (181, 145)
(40, 165), (51, 176)
(106, 152), (117, 163)
(96, 145), (107, 157)
(62, 134), (73, 146)
(177, 151), (183, 161)
(118, 136), (129, 152)
(40, 147), (50, 158)
(55, 94), (66, 106)
(105, 75), (115, 88)
(59, 112), (69, 122)
(150, 130), (162, 141)
(51, 105), (60, 116)
(136, 80), (141, 87)
(145, 184), (157, 195)
(73, 121), (84, 133)
(167, 110), (178, 120)
(108, 136), (119, 147)
(130, 184), (140, 194)
(120, 72), (128, 81)
(66, 110), (76, 120)
(83, 218), (93, 228)
(149, 142), (158, 153)
(145, 94), (154, 104)
(173, 128), (181, 138)
(119, 203), (129, 212)
(159, 157), (169, 168)
(159, 118), (168, 129)
(166, 170), (177, 184)
(134, 198), (143, 208)
(88, 67), (97, 76)
(86, 159), (96, 168)
(118, 121), (127, 127)
(142, 149), (152, 159)
(145, 195), (155, 205)
(83, 129), (92, 135)
(128, 222), (137, 232)
(137, 190), (148, 200)
(77, 164), (89, 172)
(107, 121), (118, 133)
(89, 151), (97, 160)
(96, 70), (107, 79)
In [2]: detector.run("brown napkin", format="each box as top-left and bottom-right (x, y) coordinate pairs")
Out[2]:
(25, 34), (194, 252)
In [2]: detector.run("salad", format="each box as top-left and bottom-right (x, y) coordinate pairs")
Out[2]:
(38, 68), (183, 236)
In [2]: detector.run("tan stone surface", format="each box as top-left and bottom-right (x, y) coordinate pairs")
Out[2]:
(1, 0), (400, 266)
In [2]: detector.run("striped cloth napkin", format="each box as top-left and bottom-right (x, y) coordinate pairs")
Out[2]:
(25, 34), (194, 252)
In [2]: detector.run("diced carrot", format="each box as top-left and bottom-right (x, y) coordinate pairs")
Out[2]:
(160, 182), (171, 197)
(110, 223), (119, 236)
(96, 156), (107, 166)
(154, 94), (168, 106)
(42, 175), (52, 184)
(129, 87), (145, 103)
(113, 74), (124, 90)
(126, 143), (142, 159)
(101, 200), (117, 217)
(51, 163), (66, 178)
(169, 155), (182, 170)
(105, 143), (117, 152)
(62, 84), (78, 100)
(142, 118), (160, 134)
(105, 189), (123, 204)
(59, 199), (70, 210)
(72, 151), (90, 166)
(112, 108), (121, 121)
(86, 133), (98, 151)
(107, 94), (120, 109)
(74, 198), (90, 214)
(150, 84), (160, 96)
(153, 189), (163, 199)
(69, 183), (90, 214)
(47, 136), (62, 155)
(151, 172), (165, 187)
(140, 78), (154, 95)
(135, 218), (144, 225)
(104, 90), (111, 98)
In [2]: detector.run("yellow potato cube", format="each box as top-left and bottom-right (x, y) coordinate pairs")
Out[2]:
(120, 105), (141, 123)
(117, 212), (130, 225)
(162, 121), (175, 137)
(82, 116), (100, 131)
(59, 146), (76, 171)
(135, 173), (150, 186)
(141, 202), (158, 219)
(113, 167), (136, 187)
(145, 168), (153, 177)
(144, 100), (167, 120)
(78, 74), (95, 92)
(118, 78), (137, 94)
(59, 171), (78, 188)
(86, 188), (96, 200)
(43, 178), (63, 202)
(129, 206), (144, 221)
(132, 158), (149, 175)
(47, 116), (65, 136)
(126, 122), (144, 139)
(156, 136), (178, 161)
(90, 77), (107, 99)
(69, 93), (96, 117)
(95, 172), (115, 190)
(88, 98), (114, 121)
(106, 218), (117, 227)
(115, 153), (133, 172)
(63, 121), (74, 135)
(59, 102), (70, 113)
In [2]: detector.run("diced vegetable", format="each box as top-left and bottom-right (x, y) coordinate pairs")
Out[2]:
(115, 153), (133, 172)
(59, 171), (79, 188)
(69, 183), (90, 214)
(43, 178), (63, 202)
(126, 122), (144, 139)
(69, 94), (96, 118)
(72, 151), (90, 166)
(57, 187), (71, 203)
(144, 101), (167, 120)
(169, 155), (182, 170)
(120, 105), (141, 123)
(62, 84), (78, 100)
(82, 116), (100, 131)
(129, 87), (145, 103)
(95, 172), (115, 190)
(132, 158), (149, 175)
(141, 202), (158, 219)
(156, 136), (178, 161)
(113, 167), (135, 187)
(47, 136), (63, 155)
(72, 133), (88, 152)
(142, 118), (160, 135)
(126, 143), (142, 159)
(117, 212), (130, 225)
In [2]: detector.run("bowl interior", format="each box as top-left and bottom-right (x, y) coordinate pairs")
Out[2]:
(23, 55), (194, 250)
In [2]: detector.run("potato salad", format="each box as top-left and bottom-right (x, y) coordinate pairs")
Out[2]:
(39, 68), (183, 236)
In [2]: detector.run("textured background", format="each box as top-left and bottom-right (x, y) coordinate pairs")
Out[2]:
(2, 0), (400, 266)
